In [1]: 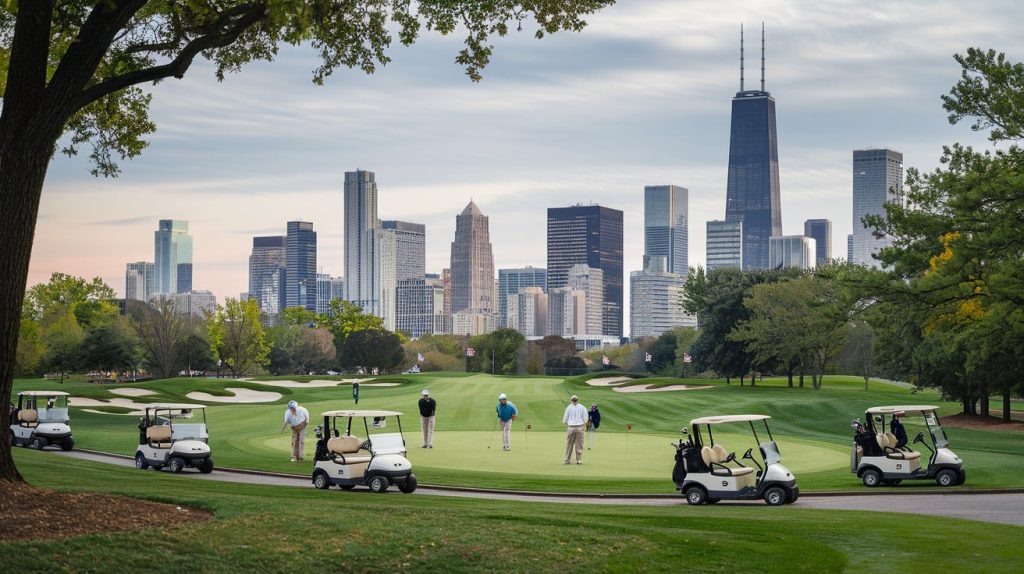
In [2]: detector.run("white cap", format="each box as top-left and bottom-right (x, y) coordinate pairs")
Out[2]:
(287, 400), (297, 409)
(499, 393), (507, 400)
(422, 389), (429, 395)
(571, 395), (578, 401)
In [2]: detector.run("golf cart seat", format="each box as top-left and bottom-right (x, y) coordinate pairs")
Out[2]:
(17, 409), (38, 428)
(328, 435), (372, 464)
(146, 425), (173, 448)
(702, 445), (756, 477)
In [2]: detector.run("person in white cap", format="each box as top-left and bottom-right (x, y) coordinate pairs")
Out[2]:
(495, 393), (518, 451)
(418, 389), (437, 448)
(281, 400), (309, 462)
(562, 395), (587, 464)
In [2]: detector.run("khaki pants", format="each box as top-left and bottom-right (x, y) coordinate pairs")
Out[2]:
(290, 421), (307, 459)
(499, 419), (513, 450)
(565, 425), (584, 463)
(421, 415), (435, 447)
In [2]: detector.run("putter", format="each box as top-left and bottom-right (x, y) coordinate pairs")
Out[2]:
(487, 418), (498, 449)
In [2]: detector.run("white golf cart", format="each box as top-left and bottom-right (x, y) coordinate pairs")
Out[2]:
(672, 414), (799, 506)
(134, 403), (214, 473)
(311, 410), (417, 493)
(9, 391), (74, 451)
(852, 405), (964, 487)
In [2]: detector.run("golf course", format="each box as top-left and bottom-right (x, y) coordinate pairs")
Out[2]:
(5, 372), (1024, 572)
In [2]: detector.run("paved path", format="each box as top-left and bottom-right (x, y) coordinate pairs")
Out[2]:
(53, 450), (1024, 525)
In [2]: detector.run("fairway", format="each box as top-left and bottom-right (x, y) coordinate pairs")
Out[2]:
(11, 372), (1024, 493)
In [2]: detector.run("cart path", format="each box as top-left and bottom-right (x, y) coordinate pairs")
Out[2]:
(50, 450), (1024, 525)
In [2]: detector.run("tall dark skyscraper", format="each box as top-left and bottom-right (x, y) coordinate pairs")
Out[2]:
(803, 219), (832, 267)
(547, 204), (623, 338)
(286, 221), (317, 311)
(724, 24), (782, 270)
(248, 236), (286, 316)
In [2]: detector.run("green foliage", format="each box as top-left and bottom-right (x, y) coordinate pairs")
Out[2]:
(14, 319), (43, 377)
(78, 317), (139, 374)
(466, 328), (525, 375)
(22, 273), (116, 323)
(207, 298), (270, 376)
(127, 299), (189, 379)
(320, 299), (385, 348)
(338, 328), (404, 373)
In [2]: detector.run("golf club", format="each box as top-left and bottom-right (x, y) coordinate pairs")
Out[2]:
(487, 417), (498, 449)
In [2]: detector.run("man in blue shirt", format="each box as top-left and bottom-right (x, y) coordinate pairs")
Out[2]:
(496, 393), (518, 452)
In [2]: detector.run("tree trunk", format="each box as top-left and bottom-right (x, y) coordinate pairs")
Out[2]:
(981, 390), (990, 418)
(787, 367), (793, 388)
(1003, 385), (1012, 424)
(0, 145), (52, 483)
(799, 367), (805, 388)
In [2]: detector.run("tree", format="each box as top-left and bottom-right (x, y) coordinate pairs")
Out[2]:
(39, 309), (83, 382)
(79, 317), (139, 377)
(22, 273), (116, 322)
(129, 298), (188, 379)
(1, 0), (613, 482)
(207, 298), (270, 377)
(339, 328), (404, 374)
(14, 319), (43, 377)
(179, 332), (216, 376)
(466, 328), (524, 375)
(289, 327), (336, 374)
(838, 320), (875, 390)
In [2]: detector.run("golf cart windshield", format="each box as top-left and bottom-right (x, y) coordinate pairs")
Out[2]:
(19, 392), (69, 423)
(930, 426), (949, 448)
(760, 441), (782, 464)
(370, 432), (406, 455)
(149, 406), (208, 442)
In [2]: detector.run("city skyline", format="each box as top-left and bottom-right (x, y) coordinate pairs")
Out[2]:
(29, 1), (1024, 334)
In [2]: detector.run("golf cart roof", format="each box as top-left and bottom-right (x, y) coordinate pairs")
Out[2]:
(18, 391), (70, 397)
(321, 410), (403, 418)
(690, 414), (771, 425)
(144, 403), (207, 411)
(865, 405), (939, 415)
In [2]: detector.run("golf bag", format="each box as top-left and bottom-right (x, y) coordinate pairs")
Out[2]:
(313, 425), (330, 462)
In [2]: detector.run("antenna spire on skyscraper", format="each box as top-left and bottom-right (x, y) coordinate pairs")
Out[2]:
(761, 22), (766, 92)
(739, 23), (744, 92)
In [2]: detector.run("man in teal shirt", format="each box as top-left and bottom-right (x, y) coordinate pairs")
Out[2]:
(496, 393), (518, 451)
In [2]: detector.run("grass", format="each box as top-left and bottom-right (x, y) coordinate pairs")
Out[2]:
(5, 450), (1024, 573)
(11, 373), (1024, 493)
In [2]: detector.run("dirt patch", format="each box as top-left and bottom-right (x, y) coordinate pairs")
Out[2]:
(0, 481), (212, 541)
(942, 413), (1024, 432)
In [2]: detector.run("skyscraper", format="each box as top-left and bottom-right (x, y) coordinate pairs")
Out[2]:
(852, 149), (904, 268)
(644, 185), (689, 275)
(497, 267), (547, 328)
(381, 220), (426, 282)
(396, 277), (447, 337)
(706, 220), (743, 271)
(630, 256), (693, 339)
(547, 204), (624, 338)
(724, 24), (782, 270)
(344, 169), (380, 308)
(566, 264), (603, 336)
(248, 236), (285, 316)
(769, 235), (817, 270)
(154, 220), (192, 294)
(507, 287), (548, 337)
(285, 221), (317, 311)
(125, 262), (154, 301)
(803, 219), (832, 267)
(449, 200), (496, 315)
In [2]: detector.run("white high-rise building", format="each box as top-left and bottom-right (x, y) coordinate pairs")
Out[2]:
(852, 149), (903, 268)
(397, 277), (447, 337)
(507, 286), (548, 337)
(125, 262), (154, 301)
(630, 256), (694, 339)
(547, 287), (586, 337)
(769, 236), (817, 270)
(381, 220), (426, 282)
(566, 264), (603, 336)
(706, 220), (743, 271)
(154, 290), (216, 317)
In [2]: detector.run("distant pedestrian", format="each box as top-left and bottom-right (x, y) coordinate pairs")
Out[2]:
(352, 381), (360, 405)
(496, 393), (518, 451)
(587, 403), (601, 450)
(563, 395), (587, 464)
(281, 400), (309, 462)
(419, 389), (437, 448)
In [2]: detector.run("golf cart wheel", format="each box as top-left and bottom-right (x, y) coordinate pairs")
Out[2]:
(763, 486), (787, 506)
(61, 437), (75, 451)
(313, 471), (331, 490)
(368, 475), (390, 493)
(134, 452), (149, 470)
(30, 437), (45, 450)
(398, 474), (418, 494)
(168, 457), (186, 473)
(339, 484), (356, 490)
(861, 469), (881, 487)
(684, 486), (707, 505)
(198, 458), (214, 474)
(936, 469), (957, 487)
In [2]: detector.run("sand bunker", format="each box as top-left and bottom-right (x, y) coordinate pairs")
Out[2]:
(69, 397), (153, 411)
(586, 377), (633, 386)
(108, 388), (157, 397)
(248, 379), (399, 388)
(613, 384), (713, 393)
(186, 388), (282, 403)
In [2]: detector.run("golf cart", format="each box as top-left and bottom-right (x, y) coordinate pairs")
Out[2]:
(9, 391), (74, 451)
(672, 414), (799, 506)
(311, 410), (417, 493)
(134, 403), (214, 473)
(852, 405), (964, 487)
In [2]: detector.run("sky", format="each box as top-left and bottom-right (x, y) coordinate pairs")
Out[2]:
(31, 0), (1024, 336)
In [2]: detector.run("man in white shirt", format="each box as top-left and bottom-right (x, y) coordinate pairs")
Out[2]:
(562, 395), (588, 465)
(282, 400), (310, 462)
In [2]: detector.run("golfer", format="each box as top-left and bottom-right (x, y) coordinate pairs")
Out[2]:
(563, 395), (587, 464)
(418, 389), (437, 448)
(496, 393), (518, 451)
(587, 402), (601, 450)
(281, 400), (309, 462)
